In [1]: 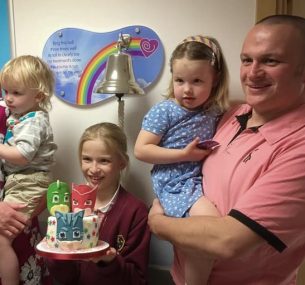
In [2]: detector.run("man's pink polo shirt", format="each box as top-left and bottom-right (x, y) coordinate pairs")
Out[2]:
(172, 104), (305, 285)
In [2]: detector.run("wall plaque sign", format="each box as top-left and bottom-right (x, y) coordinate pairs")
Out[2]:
(42, 26), (164, 106)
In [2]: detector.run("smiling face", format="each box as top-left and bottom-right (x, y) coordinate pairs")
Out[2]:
(81, 139), (126, 194)
(172, 57), (216, 110)
(240, 23), (305, 120)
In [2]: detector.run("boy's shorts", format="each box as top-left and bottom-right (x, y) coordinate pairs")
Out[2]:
(3, 171), (51, 217)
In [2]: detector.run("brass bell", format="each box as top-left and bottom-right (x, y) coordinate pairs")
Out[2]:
(96, 34), (144, 96)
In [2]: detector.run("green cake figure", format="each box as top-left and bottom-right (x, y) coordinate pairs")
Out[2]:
(47, 180), (71, 215)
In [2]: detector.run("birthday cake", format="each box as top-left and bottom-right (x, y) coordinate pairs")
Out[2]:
(45, 181), (101, 251)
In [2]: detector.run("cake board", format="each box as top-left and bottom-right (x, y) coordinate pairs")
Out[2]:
(36, 238), (110, 260)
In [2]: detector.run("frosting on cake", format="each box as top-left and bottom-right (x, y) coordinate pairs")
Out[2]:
(45, 181), (101, 251)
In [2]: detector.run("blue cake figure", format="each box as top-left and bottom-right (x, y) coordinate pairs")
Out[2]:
(55, 210), (85, 251)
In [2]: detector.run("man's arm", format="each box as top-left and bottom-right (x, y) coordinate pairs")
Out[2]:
(148, 199), (264, 259)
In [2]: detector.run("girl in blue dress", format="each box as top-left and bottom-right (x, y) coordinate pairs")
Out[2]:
(135, 35), (230, 285)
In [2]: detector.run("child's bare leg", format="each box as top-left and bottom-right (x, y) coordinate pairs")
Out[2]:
(184, 196), (220, 285)
(0, 234), (19, 285)
(189, 195), (219, 217)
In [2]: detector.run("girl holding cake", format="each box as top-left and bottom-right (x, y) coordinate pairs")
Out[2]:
(47, 122), (151, 284)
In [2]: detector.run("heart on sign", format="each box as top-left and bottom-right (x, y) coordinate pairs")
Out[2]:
(140, 39), (159, 57)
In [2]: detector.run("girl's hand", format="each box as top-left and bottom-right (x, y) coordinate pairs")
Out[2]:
(183, 137), (212, 161)
(88, 247), (117, 263)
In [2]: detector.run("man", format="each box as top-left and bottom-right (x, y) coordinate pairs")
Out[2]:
(148, 15), (305, 284)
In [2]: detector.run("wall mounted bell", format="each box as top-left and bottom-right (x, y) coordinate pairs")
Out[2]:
(95, 33), (144, 129)
(96, 34), (144, 97)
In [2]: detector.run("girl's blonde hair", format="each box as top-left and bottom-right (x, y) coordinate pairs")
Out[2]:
(166, 36), (230, 113)
(79, 122), (129, 167)
(0, 55), (55, 111)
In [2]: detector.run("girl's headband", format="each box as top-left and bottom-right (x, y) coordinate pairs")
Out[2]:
(180, 35), (220, 69)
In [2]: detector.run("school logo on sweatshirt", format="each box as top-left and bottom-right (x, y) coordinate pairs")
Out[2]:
(116, 234), (125, 252)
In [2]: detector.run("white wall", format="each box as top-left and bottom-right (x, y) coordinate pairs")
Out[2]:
(9, 0), (255, 268)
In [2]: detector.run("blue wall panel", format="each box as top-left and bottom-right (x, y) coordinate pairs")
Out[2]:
(0, 0), (11, 68)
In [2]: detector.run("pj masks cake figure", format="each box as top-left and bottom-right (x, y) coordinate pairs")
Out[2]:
(71, 183), (97, 216)
(55, 210), (85, 251)
(47, 180), (70, 216)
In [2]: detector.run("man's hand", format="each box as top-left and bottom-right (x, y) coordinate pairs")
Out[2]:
(149, 198), (164, 217)
(0, 202), (29, 238)
(148, 199), (166, 238)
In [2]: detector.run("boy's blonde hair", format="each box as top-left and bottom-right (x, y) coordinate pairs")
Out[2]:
(0, 55), (55, 111)
(79, 122), (129, 167)
(166, 36), (230, 113)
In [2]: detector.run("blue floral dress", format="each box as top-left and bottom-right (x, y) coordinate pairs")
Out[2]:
(142, 100), (219, 217)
